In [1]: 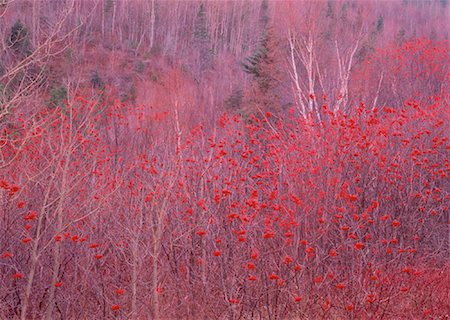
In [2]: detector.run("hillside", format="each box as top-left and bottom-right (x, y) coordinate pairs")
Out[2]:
(0, 1), (449, 319)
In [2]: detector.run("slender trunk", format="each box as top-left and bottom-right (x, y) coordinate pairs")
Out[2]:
(149, 0), (155, 49)
(44, 153), (70, 320)
(112, 0), (117, 39)
(288, 32), (306, 117)
(32, 0), (39, 46)
(131, 238), (139, 319)
(130, 197), (144, 319)
(152, 233), (160, 320)
(101, 0), (105, 38)
(151, 173), (176, 319)
(20, 177), (54, 320)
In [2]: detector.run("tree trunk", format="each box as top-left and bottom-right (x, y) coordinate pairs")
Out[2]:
(149, 0), (155, 49)
(44, 151), (71, 319)
(20, 178), (54, 320)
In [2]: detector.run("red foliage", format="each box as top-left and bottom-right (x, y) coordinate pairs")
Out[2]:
(1, 66), (448, 318)
(11, 272), (23, 279)
(111, 305), (120, 311)
(21, 237), (32, 244)
(23, 211), (37, 221)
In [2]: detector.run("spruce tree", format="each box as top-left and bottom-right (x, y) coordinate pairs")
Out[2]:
(193, 2), (212, 71)
(241, 0), (280, 115)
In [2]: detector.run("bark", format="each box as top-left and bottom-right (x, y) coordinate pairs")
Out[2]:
(20, 177), (54, 320)
(149, 0), (155, 49)
(44, 152), (70, 320)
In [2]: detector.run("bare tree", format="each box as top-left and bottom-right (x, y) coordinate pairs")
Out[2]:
(0, 0), (79, 122)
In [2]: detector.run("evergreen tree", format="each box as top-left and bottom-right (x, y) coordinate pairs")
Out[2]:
(193, 3), (208, 42)
(193, 2), (212, 71)
(7, 20), (31, 56)
(242, 29), (274, 94)
(241, 0), (280, 115)
(376, 15), (384, 33)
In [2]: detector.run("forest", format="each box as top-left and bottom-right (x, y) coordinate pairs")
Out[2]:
(0, 0), (449, 319)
